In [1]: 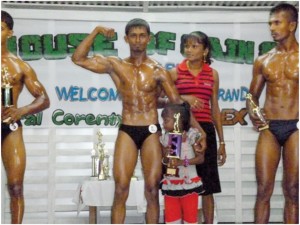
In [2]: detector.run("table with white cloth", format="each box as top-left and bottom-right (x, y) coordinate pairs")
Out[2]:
(73, 178), (205, 224)
(72, 178), (160, 223)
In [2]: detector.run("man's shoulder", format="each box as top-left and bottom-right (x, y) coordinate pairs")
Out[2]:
(255, 48), (276, 63)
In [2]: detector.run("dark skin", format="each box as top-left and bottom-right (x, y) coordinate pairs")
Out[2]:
(1, 21), (50, 224)
(246, 10), (298, 224)
(72, 24), (206, 224)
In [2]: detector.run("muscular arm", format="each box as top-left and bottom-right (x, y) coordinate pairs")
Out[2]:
(71, 26), (116, 74)
(159, 68), (182, 104)
(7, 62), (50, 122)
(246, 57), (266, 125)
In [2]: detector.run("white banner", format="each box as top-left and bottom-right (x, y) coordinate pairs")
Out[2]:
(8, 11), (282, 128)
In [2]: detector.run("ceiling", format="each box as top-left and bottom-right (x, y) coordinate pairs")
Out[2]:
(2, 1), (299, 12)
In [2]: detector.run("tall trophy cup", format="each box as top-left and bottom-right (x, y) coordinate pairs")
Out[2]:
(94, 129), (110, 180)
(166, 112), (182, 176)
(246, 93), (269, 131)
(1, 66), (18, 131)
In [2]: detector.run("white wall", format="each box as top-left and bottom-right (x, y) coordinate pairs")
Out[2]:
(1, 7), (288, 223)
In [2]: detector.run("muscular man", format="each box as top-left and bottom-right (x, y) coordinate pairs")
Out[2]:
(1, 11), (50, 224)
(246, 3), (298, 224)
(72, 18), (206, 223)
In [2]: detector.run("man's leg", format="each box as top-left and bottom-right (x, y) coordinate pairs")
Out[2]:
(141, 134), (162, 224)
(111, 131), (138, 224)
(254, 131), (281, 224)
(282, 131), (299, 224)
(1, 128), (26, 224)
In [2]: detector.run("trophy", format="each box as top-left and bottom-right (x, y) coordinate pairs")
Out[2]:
(1, 67), (18, 131)
(246, 93), (269, 131)
(91, 149), (99, 179)
(94, 129), (110, 180)
(166, 112), (182, 176)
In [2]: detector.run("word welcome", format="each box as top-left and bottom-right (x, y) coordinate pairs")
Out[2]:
(8, 32), (276, 64)
(55, 86), (120, 102)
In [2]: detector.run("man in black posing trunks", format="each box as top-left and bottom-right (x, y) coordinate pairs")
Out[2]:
(72, 19), (206, 223)
(1, 11), (50, 224)
(246, 3), (298, 223)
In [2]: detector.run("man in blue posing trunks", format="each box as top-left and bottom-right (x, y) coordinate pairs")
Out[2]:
(72, 19), (206, 224)
(246, 3), (298, 224)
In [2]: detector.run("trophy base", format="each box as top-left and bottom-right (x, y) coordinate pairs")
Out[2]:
(98, 174), (106, 180)
(131, 176), (138, 181)
(258, 124), (269, 131)
(166, 167), (179, 177)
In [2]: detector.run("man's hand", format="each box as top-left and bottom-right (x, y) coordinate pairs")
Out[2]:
(249, 109), (268, 131)
(2, 106), (21, 124)
(95, 26), (115, 38)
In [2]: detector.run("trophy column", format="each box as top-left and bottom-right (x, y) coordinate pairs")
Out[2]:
(246, 93), (269, 131)
(1, 66), (18, 131)
(165, 112), (182, 177)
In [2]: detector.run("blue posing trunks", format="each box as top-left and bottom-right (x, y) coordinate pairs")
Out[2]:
(268, 119), (298, 146)
(119, 124), (162, 150)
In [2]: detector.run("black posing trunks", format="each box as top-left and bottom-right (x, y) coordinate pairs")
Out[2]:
(268, 119), (298, 146)
(119, 124), (162, 150)
(1, 120), (22, 141)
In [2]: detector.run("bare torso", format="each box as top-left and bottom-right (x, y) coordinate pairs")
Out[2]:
(109, 56), (163, 125)
(260, 49), (299, 120)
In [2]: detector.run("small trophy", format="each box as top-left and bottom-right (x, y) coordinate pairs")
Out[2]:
(1, 66), (18, 131)
(166, 112), (182, 176)
(94, 129), (110, 180)
(246, 93), (269, 131)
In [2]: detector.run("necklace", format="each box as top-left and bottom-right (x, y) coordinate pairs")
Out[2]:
(186, 61), (202, 76)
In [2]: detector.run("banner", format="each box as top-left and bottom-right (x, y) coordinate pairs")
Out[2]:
(10, 18), (276, 128)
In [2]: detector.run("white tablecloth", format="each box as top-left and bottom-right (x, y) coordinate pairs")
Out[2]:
(73, 178), (151, 213)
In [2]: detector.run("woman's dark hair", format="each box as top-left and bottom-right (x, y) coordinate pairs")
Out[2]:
(1, 10), (14, 30)
(125, 18), (150, 35)
(180, 31), (212, 65)
(161, 102), (191, 132)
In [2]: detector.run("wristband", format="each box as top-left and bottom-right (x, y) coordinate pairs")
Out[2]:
(220, 141), (225, 145)
(183, 156), (189, 167)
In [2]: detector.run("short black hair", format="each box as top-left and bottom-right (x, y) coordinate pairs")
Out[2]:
(125, 18), (150, 35)
(1, 10), (14, 30)
(161, 102), (191, 132)
(270, 3), (298, 23)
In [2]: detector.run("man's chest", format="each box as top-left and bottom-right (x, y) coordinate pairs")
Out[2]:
(120, 64), (159, 92)
(262, 53), (299, 81)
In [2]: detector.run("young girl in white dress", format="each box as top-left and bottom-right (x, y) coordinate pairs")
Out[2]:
(160, 102), (204, 224)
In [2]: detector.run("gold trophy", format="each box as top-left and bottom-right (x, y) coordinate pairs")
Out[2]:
(1, 66), (18, 131)
(246, 93), (269, 131)
(166, 112), (182, 176)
